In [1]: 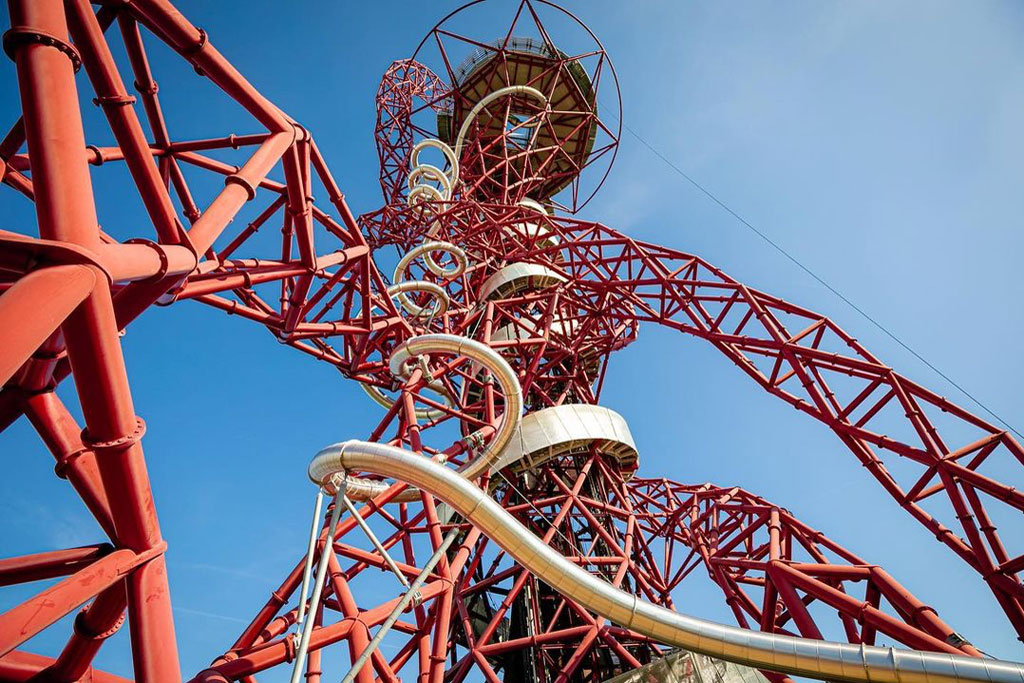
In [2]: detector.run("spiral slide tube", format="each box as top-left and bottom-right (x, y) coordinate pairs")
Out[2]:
(368, 148), (470, 414)
(388, 240), (468, 318)
(309, 441), (1024, 683)
(407, 137), (459, 266)
(409, 138), (459, 198)
(454, 85), (549, 162)
(359, 381), (451, 422)
(341, 334), (523, 503)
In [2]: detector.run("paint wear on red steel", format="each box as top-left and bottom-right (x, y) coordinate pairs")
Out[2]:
(0, 0), (1019, 681)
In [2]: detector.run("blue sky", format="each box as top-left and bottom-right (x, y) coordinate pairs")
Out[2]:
(1, 0), (1023, 678)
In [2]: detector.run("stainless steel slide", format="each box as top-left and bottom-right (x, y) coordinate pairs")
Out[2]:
(310, 440), (1024, 683)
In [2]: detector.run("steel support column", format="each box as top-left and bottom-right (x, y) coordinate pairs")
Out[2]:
(6, 1), (180, 679)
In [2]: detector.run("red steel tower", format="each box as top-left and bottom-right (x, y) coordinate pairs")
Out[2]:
(0, 2), (1022, 683)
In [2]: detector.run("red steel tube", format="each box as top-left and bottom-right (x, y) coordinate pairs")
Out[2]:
(768, 561), (963, 655)
(0, 650), (131, 683)
(126, 0), (293, 133)
(0, 549), (135, 656)
(12, 327), (63, 395)
(185, 132), (293, 255)
(23, 391), (117, 538)
(0, 0), (1012, 678)
(0, 545), (112, 587)
(7, 1), (181, 679)
(116, 12), (201, 223)
(95, 242), (196, 283)
(46, 581), (129, 682)
(191, 581), (451, 681)
(62, 280), (182, 683)
(869, 566), (981, 657)
(0, 265), (95, 387)
(8, 1), (101, 249)
(64, 0), (182, 245)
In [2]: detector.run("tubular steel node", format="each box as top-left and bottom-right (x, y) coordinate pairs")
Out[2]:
(0, 1), (1023, 683)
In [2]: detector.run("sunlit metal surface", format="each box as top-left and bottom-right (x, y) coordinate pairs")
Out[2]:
(492, 403), (638, 476)
(309, 441), (1024, 683)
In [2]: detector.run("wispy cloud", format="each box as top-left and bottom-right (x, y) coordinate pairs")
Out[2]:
(0, 497), (100, 550)
(173, 606), (250, 625)
(585, 169), (668, 235)
(174, 561), (276, 584)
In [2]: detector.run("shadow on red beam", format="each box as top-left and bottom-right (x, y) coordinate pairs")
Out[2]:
(0, 545), (163, 657)
(0, 264), (96, 387)
(0, 650), (131, 683)
(0, 544), (113, 587)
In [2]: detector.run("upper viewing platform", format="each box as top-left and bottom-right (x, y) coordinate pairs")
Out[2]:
(437, 36), (598, 202)
(408, 2), (622, 212)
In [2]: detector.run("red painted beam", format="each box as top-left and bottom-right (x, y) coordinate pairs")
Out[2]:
(0, 650), (132, 683)
(0, 544), (112, 587)
(0, 265), (95, 387)
(0, 548), (135, 657)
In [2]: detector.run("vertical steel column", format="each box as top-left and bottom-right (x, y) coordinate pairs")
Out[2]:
(64, 0), (181, 244)
(6, 1), (181, 680)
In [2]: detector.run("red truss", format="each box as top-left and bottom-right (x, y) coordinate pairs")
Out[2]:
(375, 59), (448, 207)
(0, 1), (1020, 682)
(191, 427), (977, 683)
(629, 480), (977, 656)
(404, 1), (622, 212)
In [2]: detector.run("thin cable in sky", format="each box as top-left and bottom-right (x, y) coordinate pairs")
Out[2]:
(615, 119), (1023, 441)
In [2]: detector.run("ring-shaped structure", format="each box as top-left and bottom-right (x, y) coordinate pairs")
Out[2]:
(411, 137), (459, 188)
(408, 183), (446, 205)
(394, 240), (468, 281)
(490, 404), (638, 476)
(408, 164), (452, 197)
(326, 334), (523, 502)
(479, 262), (566, 301)
(518, 197), (546, 214)
(387, 280), (449, 318)
(390, 241), (467, 316)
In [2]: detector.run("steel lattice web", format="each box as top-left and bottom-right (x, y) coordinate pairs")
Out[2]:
(0, 1), (1021, 682)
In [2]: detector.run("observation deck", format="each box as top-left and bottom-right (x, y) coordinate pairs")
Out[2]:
(437, 37), (598, 201)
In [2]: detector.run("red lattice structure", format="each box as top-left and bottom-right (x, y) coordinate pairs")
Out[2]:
(0, 1), (1021, 682)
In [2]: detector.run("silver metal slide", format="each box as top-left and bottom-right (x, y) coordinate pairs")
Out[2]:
(309, 440), (1024, 683)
